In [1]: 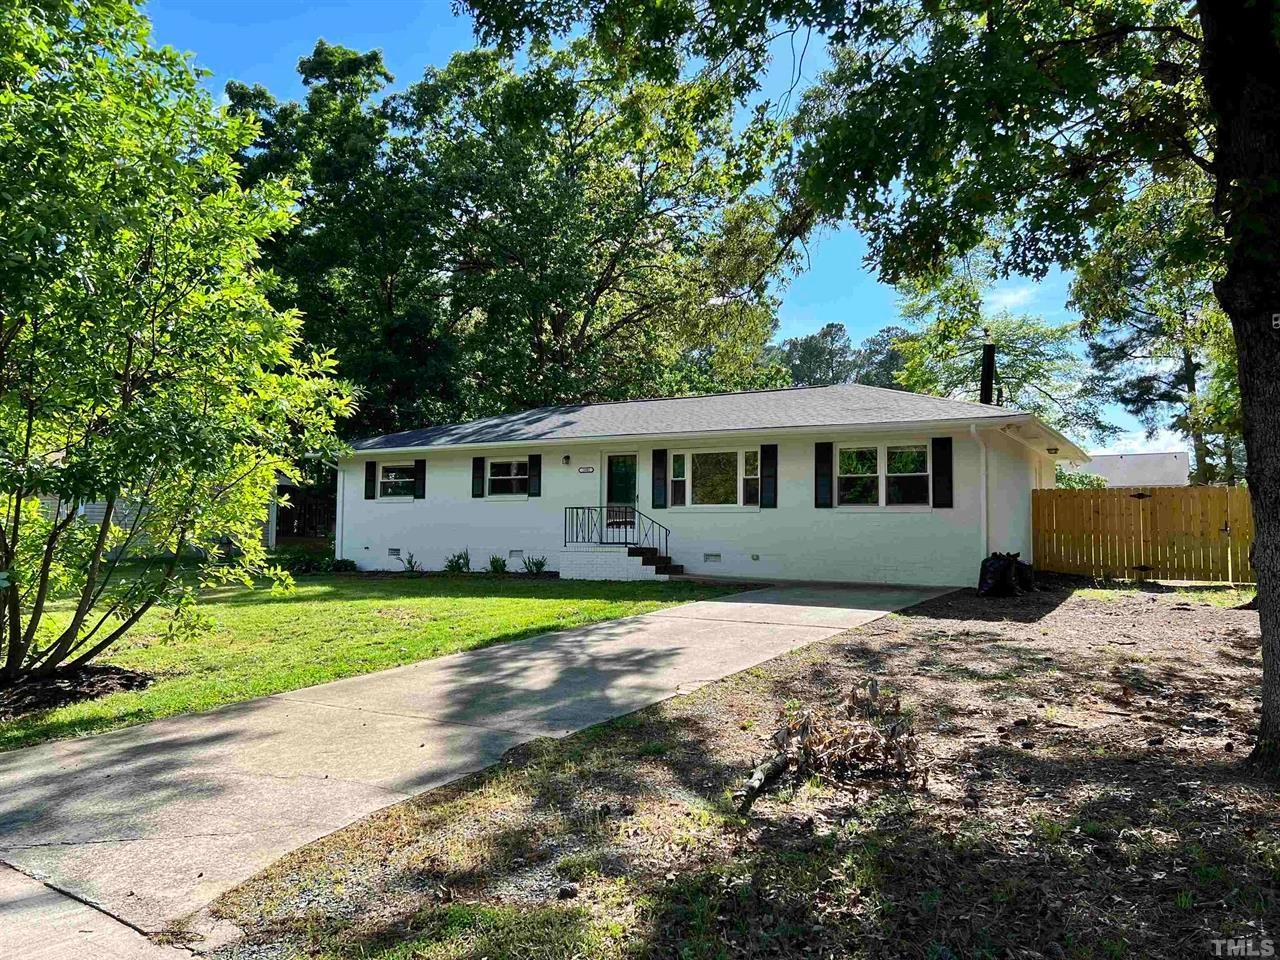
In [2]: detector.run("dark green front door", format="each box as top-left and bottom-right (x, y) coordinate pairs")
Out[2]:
(606, 454), (637, 506)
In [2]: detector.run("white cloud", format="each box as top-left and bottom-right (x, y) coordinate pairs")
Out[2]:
(987, 284), (1037, 311)
(1088, 428), (1188, 457)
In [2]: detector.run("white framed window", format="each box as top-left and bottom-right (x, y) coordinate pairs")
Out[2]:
(832, 441), (931, 508)
(691, 451), (738, 505)
(669, 448), (760, 507)
(379, 464), (416, 498)
(837, 447), (879, 505)
(671, 453), (687, 506)
(487, 459), (529, 496)
(743, 450), (760, 506)
(886, 444), (930, 505)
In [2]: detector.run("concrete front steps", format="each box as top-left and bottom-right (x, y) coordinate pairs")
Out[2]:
(626, 546), (684, 576)
(558, 543), (683, 581)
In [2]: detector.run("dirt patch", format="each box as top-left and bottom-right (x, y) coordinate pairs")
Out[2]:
(0, 664), (154, 721)
(208, 582), (1276, 959)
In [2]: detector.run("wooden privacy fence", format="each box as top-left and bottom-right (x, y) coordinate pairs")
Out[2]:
(1032, 486), (1255, 583)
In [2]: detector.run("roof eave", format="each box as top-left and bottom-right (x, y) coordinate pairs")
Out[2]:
(997, 416), (1091, 463)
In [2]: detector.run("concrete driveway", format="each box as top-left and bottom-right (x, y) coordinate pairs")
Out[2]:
(0, 582), (945, 952)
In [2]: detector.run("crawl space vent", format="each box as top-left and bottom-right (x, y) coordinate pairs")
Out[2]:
(703, 552), (722, 563)
(387, 547), (401, 558)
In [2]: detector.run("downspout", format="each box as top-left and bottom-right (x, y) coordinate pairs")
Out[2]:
(971, 424), (988, 559)
(334, 466), (345, 562)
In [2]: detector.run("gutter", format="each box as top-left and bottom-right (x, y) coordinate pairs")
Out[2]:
(971, 423), (989, 559)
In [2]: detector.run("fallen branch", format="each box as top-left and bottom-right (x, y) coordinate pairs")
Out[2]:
(738, 749), (792, 815)
(736, 679), (928, 815)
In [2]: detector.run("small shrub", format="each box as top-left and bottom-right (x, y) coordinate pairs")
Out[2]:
(443, 548), (471, 573)
(332, 558), (357, 573)
(488, 554), (508, 574)
(399, 551), (422, 574)
(270, 546), (340, 575)
(522, 554), (548, 575)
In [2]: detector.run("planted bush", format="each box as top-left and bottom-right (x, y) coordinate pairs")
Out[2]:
(271, 547), (347, 575)
(488, 554), (508, 574)
(522, 555), (548, 575)
(443, 549), (471, 573)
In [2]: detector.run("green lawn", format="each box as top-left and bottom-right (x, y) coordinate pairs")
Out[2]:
(0, 574), (732, 752)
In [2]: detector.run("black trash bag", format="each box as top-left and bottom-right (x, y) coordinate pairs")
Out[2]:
(977, 552), (1020, 597)
(1014, 557), (1037, 592)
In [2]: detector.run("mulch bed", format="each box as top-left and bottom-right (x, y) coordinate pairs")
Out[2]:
(0, 664), (153, 721)
(208, 580), (1276, 959)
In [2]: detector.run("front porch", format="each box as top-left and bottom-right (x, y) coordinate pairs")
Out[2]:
(561, 506), (684, 580)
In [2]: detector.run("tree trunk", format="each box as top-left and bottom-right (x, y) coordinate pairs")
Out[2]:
(1224, 438), (1237, 486)
(1198, 0), (1280, 771)
(1182, 349), (1214, 484)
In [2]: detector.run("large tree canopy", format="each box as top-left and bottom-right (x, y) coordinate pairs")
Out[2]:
(1070, 170), (1239, 483)
(463, 0), (1280, 767)
(231, 41), (792, 437)
(0, 1), (349, 680)
(895, 246), (1113, 441)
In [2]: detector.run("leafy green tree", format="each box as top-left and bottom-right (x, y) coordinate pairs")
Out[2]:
(1056, 466), (1109, 490)
(228, 43), (460, 439)
(896, 314), (1111, 441)
(394, 45), (788, 413)
(1201, 324), (1246, 485)
(462, 0), (1280, 767)
(231, 42), (788, 432)
(0, 1), (349, 680)
(778, 323), (857, 386)
(775, 322), (906, 388)
(895, 247), (1114, 441)
(848, 326), (908, 389)
(1070, 171), (1235, 484)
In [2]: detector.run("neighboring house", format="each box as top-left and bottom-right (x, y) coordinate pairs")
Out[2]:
(1063, 451), (1190, 487)
(336, 384), (1086, 586)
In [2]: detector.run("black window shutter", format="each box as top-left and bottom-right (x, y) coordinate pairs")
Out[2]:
(651, 448), (668, 508)
(471, 457), (485, 498)
(814, 442), (833, 508)
(528, 454), (542, 497)
(931, 437), (954, 508)
(364, 460), (376, 500)
(413, 459), (426, 499)
(761, 444), (778, 508)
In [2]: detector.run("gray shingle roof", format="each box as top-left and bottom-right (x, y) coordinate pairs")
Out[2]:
(350, 384), (1026, 451)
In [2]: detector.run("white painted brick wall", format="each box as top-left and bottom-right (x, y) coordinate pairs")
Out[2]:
(558, 545), (667, 581)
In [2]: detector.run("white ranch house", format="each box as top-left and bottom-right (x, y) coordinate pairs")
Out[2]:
(335, 384), (1086, 586)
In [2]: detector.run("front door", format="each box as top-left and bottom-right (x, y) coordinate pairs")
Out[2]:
(606, 454), (637, 507)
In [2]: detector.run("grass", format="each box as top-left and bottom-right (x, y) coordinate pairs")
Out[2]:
(1074, 580), (1256, 607)
(0, 574), (732, 752)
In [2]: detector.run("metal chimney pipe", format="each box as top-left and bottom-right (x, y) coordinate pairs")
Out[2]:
(979, 329), (996, 405)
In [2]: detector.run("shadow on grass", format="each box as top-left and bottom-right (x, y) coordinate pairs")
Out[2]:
(251, 727), (1279, 960)
(197, 573), (738, 608)
(892, 584), (1073, 625)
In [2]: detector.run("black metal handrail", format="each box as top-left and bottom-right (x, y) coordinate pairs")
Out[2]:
(564, 505), (670, 557)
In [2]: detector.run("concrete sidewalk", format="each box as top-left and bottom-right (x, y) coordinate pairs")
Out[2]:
(0, 866), (187, 960)
(0, 583), (944, 952)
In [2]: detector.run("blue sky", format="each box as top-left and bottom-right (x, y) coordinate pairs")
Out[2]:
(144, 0), (1165, 454)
